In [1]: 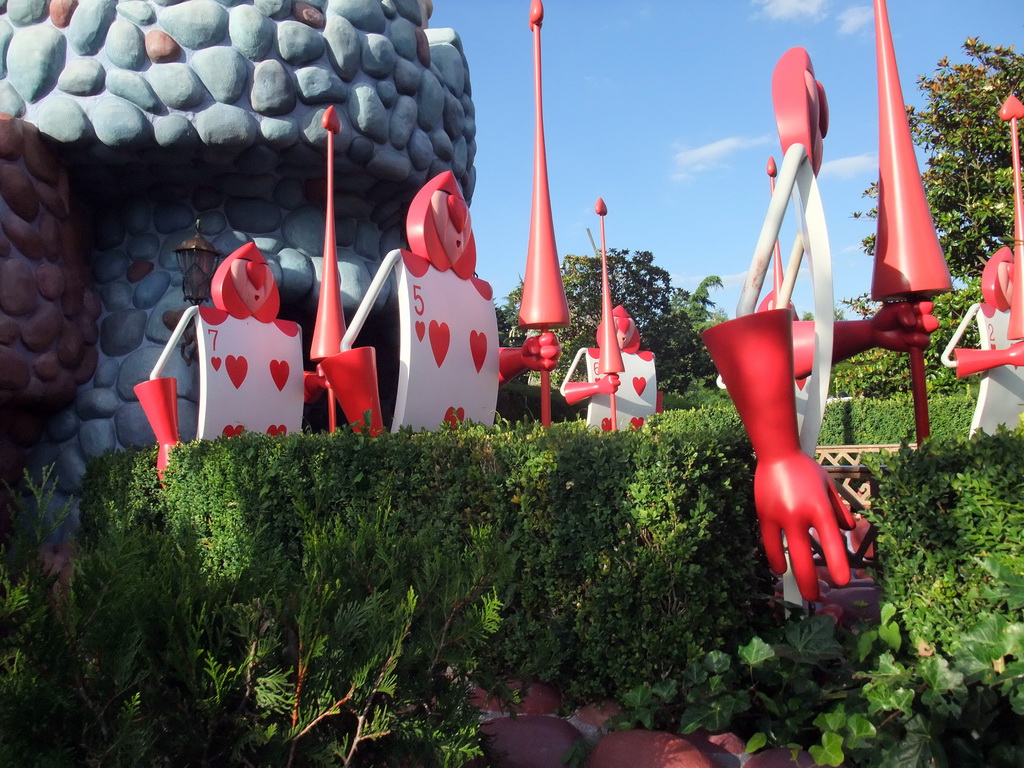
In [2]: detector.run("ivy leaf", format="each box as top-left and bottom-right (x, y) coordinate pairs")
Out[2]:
(779, 615), (843, 664)
(738, 636), (775, 667)
(744, 732), (767, 754)
(809, 731), (845, 767)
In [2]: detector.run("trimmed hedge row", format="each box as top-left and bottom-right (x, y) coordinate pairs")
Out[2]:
(82, 416), (770, 703)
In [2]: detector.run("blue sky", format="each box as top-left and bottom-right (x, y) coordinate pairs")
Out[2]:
(427, 0), (1022, 319)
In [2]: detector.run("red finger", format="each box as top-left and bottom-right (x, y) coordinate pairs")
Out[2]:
(758, 517), (789, 576)
(828, 483), (855, 530)
(783, 527), (821, 602)
(814, 510), (851, 588)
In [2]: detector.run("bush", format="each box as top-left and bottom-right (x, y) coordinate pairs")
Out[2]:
(818, 393), (974, 445)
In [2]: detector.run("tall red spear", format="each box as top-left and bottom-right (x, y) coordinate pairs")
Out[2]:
(767, 156), (785, 304)
(309, 106), (347, 432)
(595, 198), (624, 429)
(1001, 94), (1024, 339)
(870, 0), (952, 441)
(518, 0), (571, 427)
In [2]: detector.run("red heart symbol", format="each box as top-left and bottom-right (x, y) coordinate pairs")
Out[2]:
(211, 356), (222, 371)
(471, 277), (493, 301)
(222, 424), (244, 437)
(444, 406), (465, 428)
(1000, 94), (1024, 121)
(637, 351), (654, 362)
(226, 355), (248, 389)
(632, 377), (646, 396)
(267, 424), (287, 436)
(447, 194), (468, 232)
(630, 417), (645, 430)
(415, 320), (426, 341)
(470, 330), (487, 373)
(245, 260), (267, 290)
(601, 418), (613, 432)
(269, 360), (289, 391)
(429, 320), (450, 367)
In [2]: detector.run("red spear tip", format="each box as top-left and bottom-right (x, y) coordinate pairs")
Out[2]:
(1000, 94), (1024, 122)
(595, 197), (607, 216)
(321, 105), (340, 133)
(530, 0), (543, 29)
(766, 156), (777, 177)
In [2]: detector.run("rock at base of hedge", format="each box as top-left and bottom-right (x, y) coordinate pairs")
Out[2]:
(588, 730), (715, 768)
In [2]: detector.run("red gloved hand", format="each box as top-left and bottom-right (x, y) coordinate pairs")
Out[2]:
(755, 450), (855, 599)
(594, 373), (620, 395)
(870, 300), (938, 353)
(522, 332), (561, 372)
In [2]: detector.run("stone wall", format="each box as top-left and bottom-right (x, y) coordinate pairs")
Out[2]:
(0, 0), (477, 528)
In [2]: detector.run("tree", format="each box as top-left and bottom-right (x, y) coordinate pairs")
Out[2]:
(498, 249), (722, 398)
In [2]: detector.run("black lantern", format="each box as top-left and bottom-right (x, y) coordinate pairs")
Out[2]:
(174, 225), (221, 305)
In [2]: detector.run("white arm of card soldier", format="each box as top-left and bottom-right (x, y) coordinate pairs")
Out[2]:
(148, 305), (200, 379)
(558, 347), (591, 397)
(341, 249), (403, 352)
(941, 303), (981, 369)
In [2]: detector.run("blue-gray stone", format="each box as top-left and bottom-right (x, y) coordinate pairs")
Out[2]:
(335, 217), (357, 245)
(349, 83), (387, 143)
(338, 254), (373, 307)
(8, 25), (65, 102)
(392, 0), (420, 25)
(209, 230), (250, 256)
(0, 20), (11, 79)
(225, 198), (281, 233)
(101, 281), (133, 309)
(347, 134), (372, 164)
(377, 79), (397, 108)
(134, 270), (172, 309)
(80, 418), (117, 458)
(196, 209), (227, 233)
(93, 249), (129, 283)
(0, 82), (25, 117)
(106, 19), (146, 70)
(57, 58), (106, 96)
(380, 0), (395, 19)
(430, 42), (465, 98)
(67, 0), (117, 55)
(277, 247), (313, 303)
(452, 135), (467, 177)
(388, 94), (416, 149)
(229, 3), (273, 59)
(147, 63), (207, 109)
(117, 1), (156, 25)
(442, 91), (463, 138)
(9, 0), (46, 26)
(46, 406), (80, 442)
(143, 285), (188, 343)
(100, 308), (147, 356)
(105, 70), (162, 113)
(214, 172), (274, 197)
(54, 443), (87, 493)
(192, 186), (225, 210)
(252, 235), (283, 253)
(424, 26), (461, 51)
(115, 401), (149, 448)
(368, 145), (411, 182)
(299, 106), (346, 149)
(117, 344), (196, 402)
(95, 213), (127, 249)
(254, 0), (290, 20)
(463, 111), (476, 141)
(281, 205), (323, 255)
(259, 115), (300, 147)
(276, 19), (324, 65)
(126, 231), (160, 259)
(92, 96), (151, 148)
(329, 0), (384, 33)
(393, 56), (420, 95)
(354, 220), (379, 257)
(301, 0), (325, 9)
(389, 16), (417, 60)
(251, 59), (295, 115)
(154, 114), (200, 147)
(195, 103), (257, 147)
(460, 92), (474, 117)
(380, 225), (401, 254)
(273, 177), (305, 209)
(192, 46), (248, 103)
(236, 144), (278, 173)
(407, 127), (431, 171)
(158, 0), (229, 49)
(361, 33), (395, 78)
(24, 441), (59, 488)
(77, 387), (121, 419)
(334, 192), (371, 218)
(93, 358), (120, 389)
(154, 203), (194, 234)
(323, 15), (360, 82)
(179, 400), (198, 441)
(295, 65), (347, 104)
(415, 68), (442, 131)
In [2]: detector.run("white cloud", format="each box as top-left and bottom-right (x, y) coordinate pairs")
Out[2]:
(752, 0), (829, 21)
(837, 5), (872, 35)
(818, 152), (877, 180)
(671, 135), (771, 180)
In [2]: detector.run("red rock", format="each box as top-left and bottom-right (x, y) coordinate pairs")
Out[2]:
(22, 123), (61, 184)
(0, 440), (25, 484)
(36, 175), (69, 218)
(572, 699), (622, 729)
(38, 211), (62, 261)
(146, 30), (182, 63)
(49, 0), (77, 28)
(0, 115), (24, 161)
(35, 262), (65, 300)
(707, 731), (746, 754)
(746, 747), (840, 767)
(293, 1), (325, 28)
(822, 586), (881, 627)
(482, 715), (583, 768)
(3, 213), (45, 260)
(0, 346), (30, 390)
(7, 408), (44, 446)
(415, 26), (430, 67)
(472, 681), (562, 715)
(0, 164), (41, 222)
(588, 730), (714, 768)
(0, 259), (36, 315)
(21, 303), (62, 352)
(34, 350), (60, 381)
(0, 315), (19, 344)
(127, 260), (154, 283)
(56, 325), (84, 367)
(74, 344), (98, 385)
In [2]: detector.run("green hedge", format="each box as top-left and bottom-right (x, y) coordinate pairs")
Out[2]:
(80, 417), (769, 705)
(818, 393), (975, 445)
(866, 428), (1024, 651)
